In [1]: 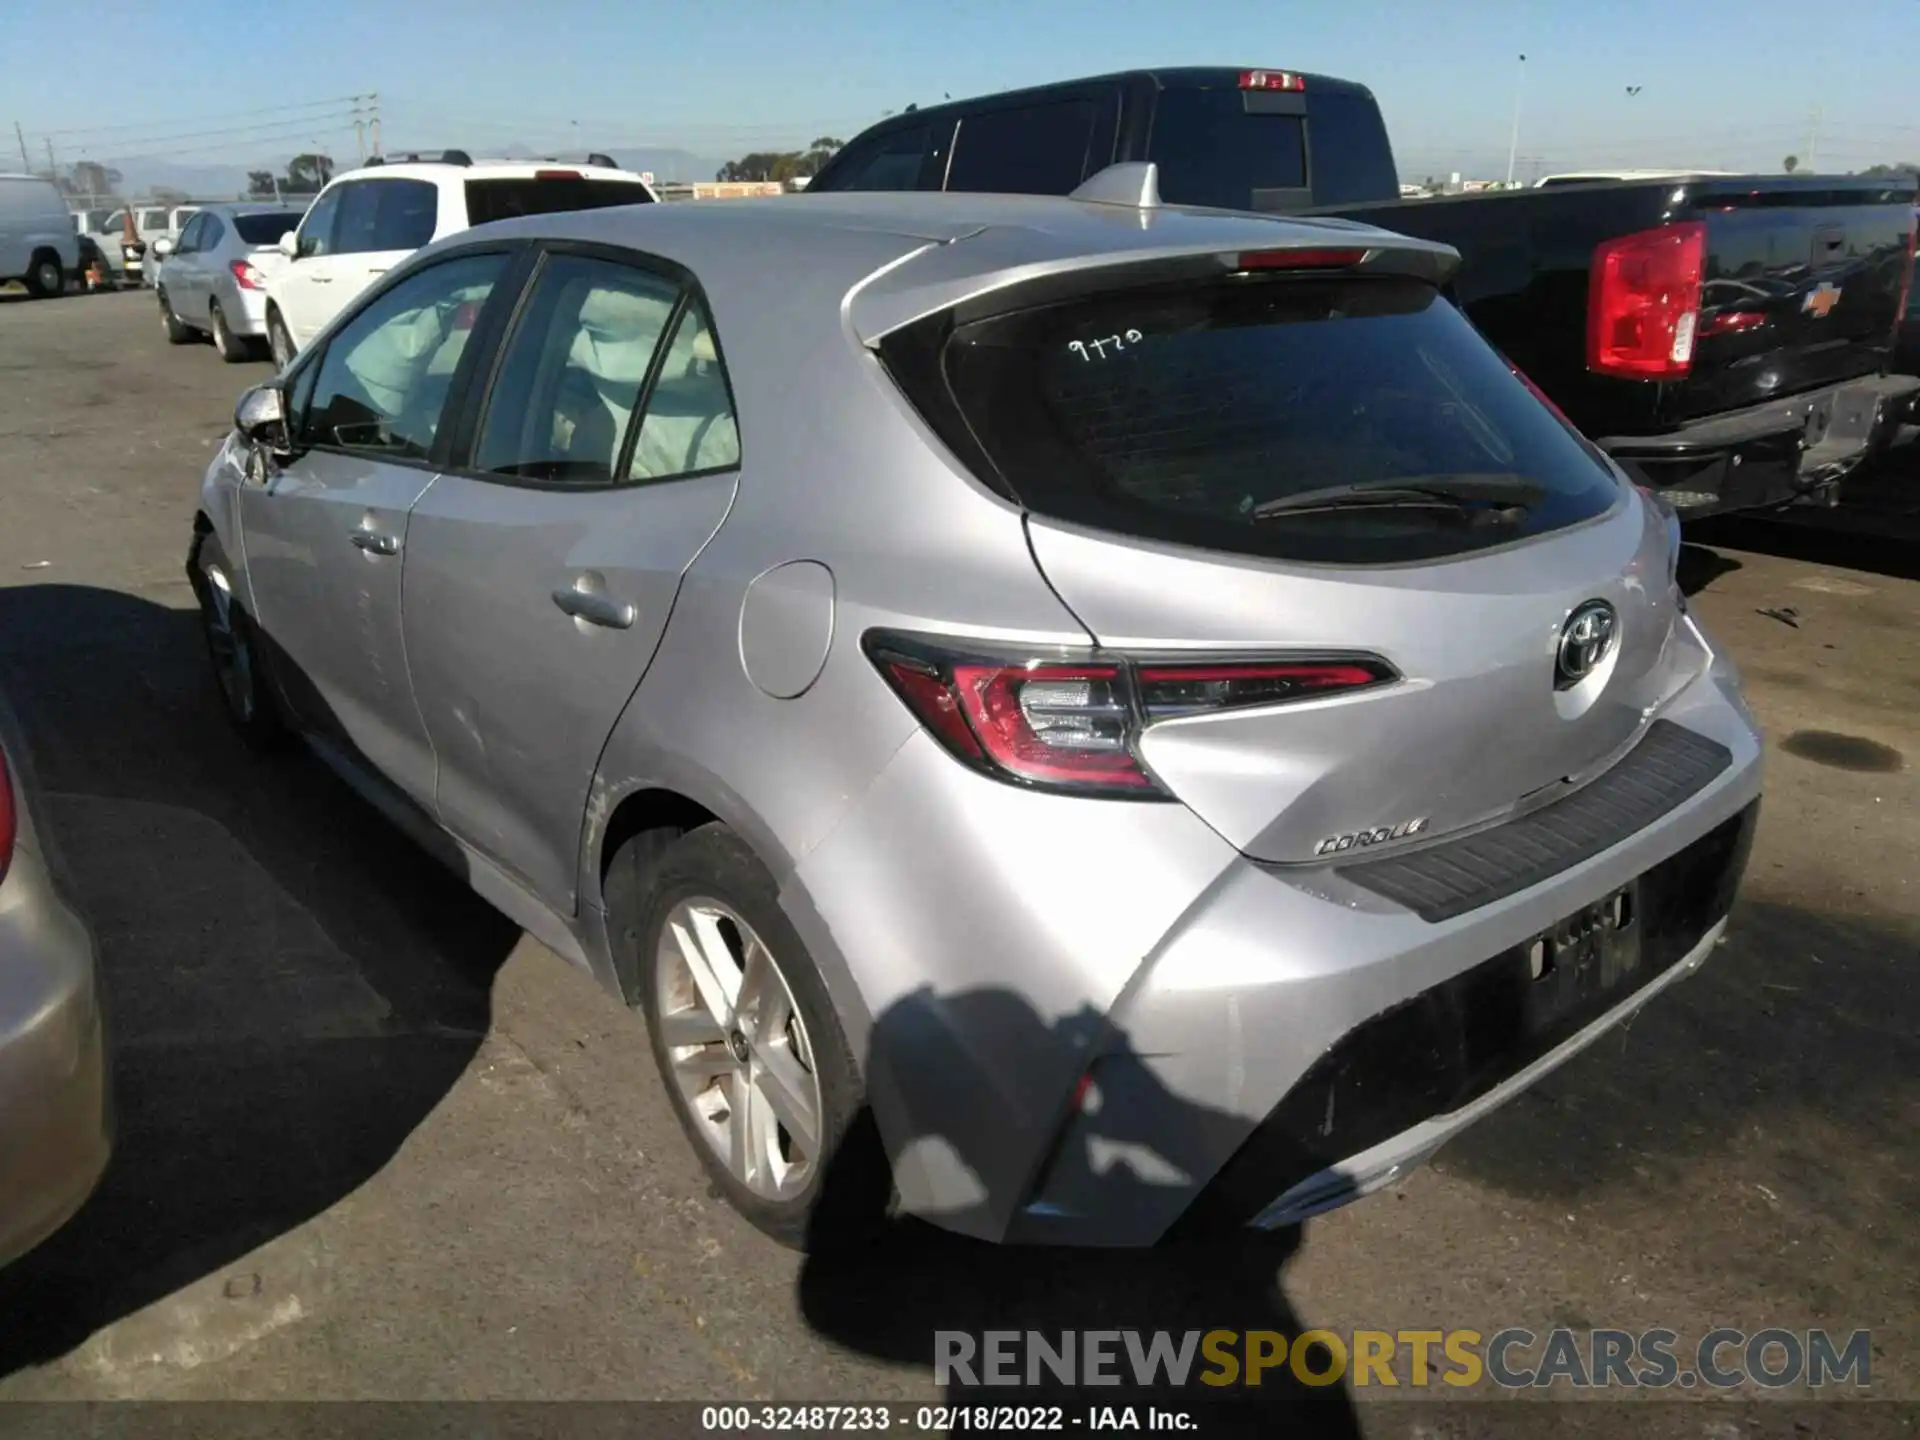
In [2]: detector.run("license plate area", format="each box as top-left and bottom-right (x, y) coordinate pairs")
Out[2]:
(1522, 883), (1640, 1033)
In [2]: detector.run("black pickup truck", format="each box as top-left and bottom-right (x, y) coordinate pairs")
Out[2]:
(807, 68), (1919, 518)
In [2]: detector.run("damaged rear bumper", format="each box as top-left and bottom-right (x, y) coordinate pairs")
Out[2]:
(1600, 372), (1920, 519)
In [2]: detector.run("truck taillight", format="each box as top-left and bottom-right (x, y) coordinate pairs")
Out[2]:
(0, 749), (16, 886)
(1240, 70), (1306, 92)
(1586, 221), (1707, 379)
(864, 632), (1395, 797)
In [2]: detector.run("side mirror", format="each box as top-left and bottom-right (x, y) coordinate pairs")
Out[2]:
(234, 383), (289, 454)
(277, 230), (300, 259)
(151, 236), (174, 259)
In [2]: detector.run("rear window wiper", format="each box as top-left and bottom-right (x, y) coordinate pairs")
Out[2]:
(1249, 475), (1543, 523)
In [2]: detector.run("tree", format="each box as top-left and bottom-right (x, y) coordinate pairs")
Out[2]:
(247, 170), (279, 199)
(715, 138), (844, 185)
(1782, 155), (1799, 173)
(285, 153), (334, 193)
(1859, 161), (1920, 177)
(67, 160), (122, 198)
(149, 185), (189, 205)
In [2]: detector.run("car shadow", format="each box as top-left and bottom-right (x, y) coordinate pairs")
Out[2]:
(0, 583), (521, 1374)
(796, 988), (1366, 1436)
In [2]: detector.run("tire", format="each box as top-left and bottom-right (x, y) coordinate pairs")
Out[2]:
(188, 529), (285, 748)
(622, 823), (879, 1248)
(159, 289), (194, 344)
(266, 307), (296, 370)
(210, 301), (252, 363)
(25, 251), (64, 299)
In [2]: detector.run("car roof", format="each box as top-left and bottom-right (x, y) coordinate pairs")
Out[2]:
(446, 188), (1458, 342)
(846, 66), (1377, 137)
(200, 201), (306, 215)
(326, 160), (650, 186)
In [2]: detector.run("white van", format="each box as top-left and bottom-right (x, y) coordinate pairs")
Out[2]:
(0, 174), (78, 297)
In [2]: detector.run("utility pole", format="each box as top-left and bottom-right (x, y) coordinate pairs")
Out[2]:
(1505, 53), (1527, 187)
(355, 118), (366, 163)
(44, 137), (56, 178)
(13, 121), (29, 171)
(368, 93), (381, 159)
(1805, 106), (1822, 173)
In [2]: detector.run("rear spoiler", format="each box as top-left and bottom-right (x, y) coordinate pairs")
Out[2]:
(848, 163), (1461, 344)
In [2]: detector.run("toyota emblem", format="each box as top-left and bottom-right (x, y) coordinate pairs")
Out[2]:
(1555, 601), (1618, 689)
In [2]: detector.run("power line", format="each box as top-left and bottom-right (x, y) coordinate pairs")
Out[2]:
(47, 107), (366, 156)
(39, 94), (370, 140)
(107, 119), (363, 163)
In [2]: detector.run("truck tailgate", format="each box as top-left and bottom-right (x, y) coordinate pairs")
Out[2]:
(1682, 179), (1917, 421)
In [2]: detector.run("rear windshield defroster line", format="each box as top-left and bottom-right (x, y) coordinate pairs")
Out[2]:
(885, 273), (1622, 566)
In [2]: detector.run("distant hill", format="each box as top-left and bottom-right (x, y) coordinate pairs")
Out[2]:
(103, 143), (729, 200)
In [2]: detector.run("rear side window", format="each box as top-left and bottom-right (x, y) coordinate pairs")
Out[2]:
(233, 212), (301, 245)
(141, 210), (170, 231)
(334, 179), (438, 254)
(465, 176), (654, 227)
(908, 276), (1620, 564)
(946, 102), (1097, 195)
(816, 125), (933, 192)
(473, 254), (681, 486)
(1148, 88), (1306, 210)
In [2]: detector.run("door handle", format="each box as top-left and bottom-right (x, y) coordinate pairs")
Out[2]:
(310, 274), (333, 283)
(351, 531), (399, 556)
(551, 586), (636, 629)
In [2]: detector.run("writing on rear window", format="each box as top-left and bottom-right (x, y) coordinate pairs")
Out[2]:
(1067, 329), (1143, 362)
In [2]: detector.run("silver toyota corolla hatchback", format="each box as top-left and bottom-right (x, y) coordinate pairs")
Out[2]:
(188, 171), (1762, 1248)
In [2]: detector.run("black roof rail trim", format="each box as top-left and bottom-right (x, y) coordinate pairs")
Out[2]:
(586, 152), (617, 168)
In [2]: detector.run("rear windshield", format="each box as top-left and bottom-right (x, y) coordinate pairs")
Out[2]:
(233, 212), (302, 245)
(919, 276), (1621, 565)
(1149, 89), (1305, 209)
(465, 177), (654, 227)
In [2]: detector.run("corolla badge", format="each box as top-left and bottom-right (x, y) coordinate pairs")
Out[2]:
(1556, 600), (1618, 689)
(1315, 817), (1430, 857)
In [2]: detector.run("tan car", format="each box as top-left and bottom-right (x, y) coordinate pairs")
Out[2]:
(0, 692), (110, 1267)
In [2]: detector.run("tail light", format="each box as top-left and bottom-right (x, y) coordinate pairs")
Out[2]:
(0, 749), (16, 886)
(230, 259), (265, 290)
(1240, 70), (1306, 92)
(864, 631), (1396, 797)
(1234, 248), (1368, 272)
(1586, 220), (1706, 379)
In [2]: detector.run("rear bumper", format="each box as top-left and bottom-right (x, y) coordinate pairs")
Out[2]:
(0, 831), (111, 1269)
(1599, 372), (1920, 518)
(804, 629), (1762, 1247)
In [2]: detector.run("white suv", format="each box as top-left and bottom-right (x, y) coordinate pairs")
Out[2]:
(262, 151), (659, 366)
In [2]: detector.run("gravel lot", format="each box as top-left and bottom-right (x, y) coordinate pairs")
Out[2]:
(0, 288), (1915, 1433)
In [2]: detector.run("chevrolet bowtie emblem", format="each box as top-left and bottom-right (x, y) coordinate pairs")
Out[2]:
(1802, 282), (1842, 318)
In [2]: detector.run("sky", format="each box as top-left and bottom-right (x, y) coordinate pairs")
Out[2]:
(9, 0), (1919, 184)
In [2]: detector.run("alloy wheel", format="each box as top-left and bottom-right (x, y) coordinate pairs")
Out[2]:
(198, 560), (255, 723)
(654, 897), (823, 1200)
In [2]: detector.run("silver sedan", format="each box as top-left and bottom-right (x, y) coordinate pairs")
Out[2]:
(0, 692), (110, 1268)
(155, 204), (305, 362)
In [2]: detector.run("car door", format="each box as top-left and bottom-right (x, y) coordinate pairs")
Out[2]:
(401, 246), (743, 911)
(326, 177), (440, 331)
(237, 247), (519, 806)
(274, 183), (348, 345)
(168, 213), (211, 311)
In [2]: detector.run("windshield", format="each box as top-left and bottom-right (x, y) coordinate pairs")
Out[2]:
(925, 275), (1621, 564)
(464, 177), (653, 227)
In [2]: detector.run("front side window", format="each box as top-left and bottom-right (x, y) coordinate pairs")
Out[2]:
(473, 254), (680, 485)
(174, 215), (207, 252)
(199, 214), (226, 249)
(299, 252), (509, 459)
(628, 298), (740, 481)
(913, 275), (1621, 564)
(141, 210), (169, 231)
(945, 102), (1097, 195)
(296, 187), (344, 257)
(335, 178), (438, 254)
